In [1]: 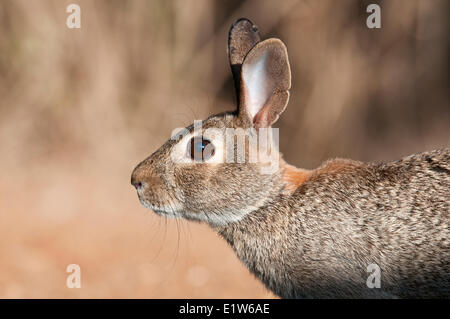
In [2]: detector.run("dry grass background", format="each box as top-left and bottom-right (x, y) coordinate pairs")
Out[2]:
(0, 0), (448, 298)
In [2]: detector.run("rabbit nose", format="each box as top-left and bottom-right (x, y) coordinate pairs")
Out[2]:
(131, 178), (142, 190)
(131, 174), (143, 190)
(131, 162), (162, 191)
(131, 166), (146, 190)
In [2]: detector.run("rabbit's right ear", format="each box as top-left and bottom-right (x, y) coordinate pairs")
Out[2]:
(239, 39), (291, 128)
(228, 18), (261, 104)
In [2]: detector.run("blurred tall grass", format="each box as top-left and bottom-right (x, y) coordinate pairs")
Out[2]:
(0, 0), (448, 298)
(1, 0), (448, 169)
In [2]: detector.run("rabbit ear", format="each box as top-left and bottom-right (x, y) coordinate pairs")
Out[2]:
(228, 18), (261, 104)
(239, 38), (291, 128)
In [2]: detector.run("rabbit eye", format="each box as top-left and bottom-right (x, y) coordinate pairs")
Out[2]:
(188, 137), (215, 161)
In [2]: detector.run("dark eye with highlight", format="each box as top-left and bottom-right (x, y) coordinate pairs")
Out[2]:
(188, 137), (215, 161)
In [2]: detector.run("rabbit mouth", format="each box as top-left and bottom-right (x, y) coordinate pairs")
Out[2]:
(138, 196), (183, 218)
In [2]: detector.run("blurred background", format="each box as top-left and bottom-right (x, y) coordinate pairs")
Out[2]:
(0, 0), (448, 298)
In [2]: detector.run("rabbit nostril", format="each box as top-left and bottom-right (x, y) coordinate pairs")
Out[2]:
(131, 177), (143, 190)
(134, 182), (142, 190)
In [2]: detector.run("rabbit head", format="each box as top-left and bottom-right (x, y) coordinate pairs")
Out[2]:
(131, 19), (292, 226)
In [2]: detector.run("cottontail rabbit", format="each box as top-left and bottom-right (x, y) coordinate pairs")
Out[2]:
(131, 18), (449, 298)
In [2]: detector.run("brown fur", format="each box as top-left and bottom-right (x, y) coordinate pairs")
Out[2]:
(282, 162), (311, 193)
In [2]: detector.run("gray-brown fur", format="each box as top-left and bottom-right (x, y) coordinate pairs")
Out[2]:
(216, 149), (449, 298)
(131, 19), (449, 298)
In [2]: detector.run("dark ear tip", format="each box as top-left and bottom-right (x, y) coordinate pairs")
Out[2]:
(229, 18), (259, 36)
(231, 18), (254, 28)
(228, 17), (262, 66)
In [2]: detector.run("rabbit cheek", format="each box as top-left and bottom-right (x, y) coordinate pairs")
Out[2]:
(172, 163), (269, 225)
(172, 165), (229, 221)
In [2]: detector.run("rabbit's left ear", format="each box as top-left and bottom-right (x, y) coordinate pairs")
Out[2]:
(239, 39), (291, 128)
(228, 18), (261, 104)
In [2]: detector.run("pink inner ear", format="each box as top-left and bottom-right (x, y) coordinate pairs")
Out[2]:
(253, 91), (290, 128)
(242, 51), (271, 119)
(252, 104), (270, 128)
(239, 38), (291, 128)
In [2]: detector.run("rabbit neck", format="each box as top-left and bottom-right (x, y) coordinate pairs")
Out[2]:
(281, 161), (312, 194)
(211, 159), (354, 298)
(213, 191), (296, 297)
(211, 160), (310, 231)
(211, 161), (311, 295)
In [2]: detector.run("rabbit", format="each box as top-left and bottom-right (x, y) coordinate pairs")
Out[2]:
(131, 18), (449, 298)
